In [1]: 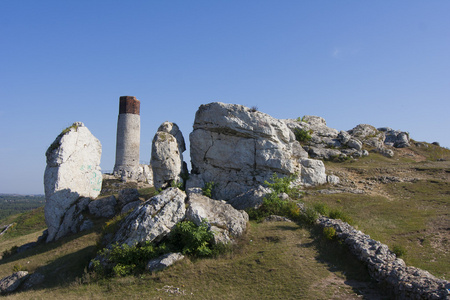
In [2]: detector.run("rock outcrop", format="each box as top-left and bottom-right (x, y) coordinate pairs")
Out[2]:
(189, 102), (306, 201)
(185, 193), (249, 244)
(110, 187), (186, 246)
(283, 116), (367, 160)
(379, 127), (410, 148)
(0, 271), (28, 294)
(318, 216), (450, 299)
(88, 195), (117, 218)
(44, 122), (102, 242)
(151, 122), (187, 190)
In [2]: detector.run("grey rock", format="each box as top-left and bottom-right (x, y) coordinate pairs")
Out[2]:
(186, 193), (248, 244)
(263, 215), (293, 222)
(111, 188), (186, 246)
(318, 216), (450, 299)
(44, 122), (102, 242)
(120, 200), (142, 214)
(88, 195), (117, 218)
(300, 158), (327, 186)
(227, 185), (271, 210)
(0, 271), (28, 294)
(146, 252), (184, 273)
(21, 272), (45, 290)
(190, 102), (304, 201)
(118, 188), (140, 207)
(151, 122), (187, 190)
(54, 197), (92, 241)
(327, 175), (340, 185)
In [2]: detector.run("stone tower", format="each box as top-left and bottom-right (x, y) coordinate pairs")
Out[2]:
(113, 96), (140, 180)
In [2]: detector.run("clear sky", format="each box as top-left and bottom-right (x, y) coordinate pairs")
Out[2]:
(1, 1), (449, 195)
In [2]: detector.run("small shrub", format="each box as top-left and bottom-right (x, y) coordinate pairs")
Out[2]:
(170, 180), (184, 190)
(313, 202), (329, 216)
(202, 182), (216, 198)
(294, 128), (312, 143)
(329, 209), (354, 225)
(392, 245), (407, 258)
(301, 207), (319, 225)
(264, 173), (295, 195)
(169, 219), (214, 257)
(250, 106), (258, 112)
(323, 227), (336, 240)
(12, 264), (27, 272)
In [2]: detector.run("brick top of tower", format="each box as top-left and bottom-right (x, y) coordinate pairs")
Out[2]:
(119, 96), (140, 115)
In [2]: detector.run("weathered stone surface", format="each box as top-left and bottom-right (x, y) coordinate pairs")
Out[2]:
(300, 158), (327, 186)
(120, 200), (142, 214)
(327, 175), (340, 185)
(151, 122), (187, 190)
(111, 188), (186, 246)
(118, 188), (140, 207)
(21, 272), (45, 290)
(190, 102), (303, 201)
(146, 252), (184, 273)
(227, 185), (271, 210)
(88, 195), (117, 218)
(54, 197), (93, 241)
(186, 193), (248, 244)
(0, 271), (28, 294)
(137, 164), (153, 184)
(44, 122), (102, 242)
(348, 124), (385, 149)
(380, 128), (411, 148)
(318, 216), (450, 299)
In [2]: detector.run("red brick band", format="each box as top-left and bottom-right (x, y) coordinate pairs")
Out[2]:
(119, 96), (140, 115)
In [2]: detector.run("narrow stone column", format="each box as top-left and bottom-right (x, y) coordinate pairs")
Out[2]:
(113, 96), (140, 180)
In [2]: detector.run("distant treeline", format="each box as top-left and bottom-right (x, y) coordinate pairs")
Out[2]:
(0, 194), (45, 221)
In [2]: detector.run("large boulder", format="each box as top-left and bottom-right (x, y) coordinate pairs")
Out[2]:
(151, 122), (187, 190)
(189, 102), (304, 201)
(110, 188), (186, 246)
(185, 193), (248, 244)
(44, 122), (102, 242)
(0, 271), (28, 294)
(300, 158), (327, 186)
(88, 195), (117, 218)
(146, 252), (185, 273)
(379, 127), (410, 148)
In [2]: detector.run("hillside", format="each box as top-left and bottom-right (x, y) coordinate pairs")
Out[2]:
(0, 142), (448, 299)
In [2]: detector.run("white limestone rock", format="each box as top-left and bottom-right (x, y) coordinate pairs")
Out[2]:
(190, 102), (303, 201)
(44, 122), (102, 242)
(300, 158), (327, 186)
(111, 188), (186, 246)
(146, 252), (185, 273)
(151, 122), (187, 190)
(185, 193), (248, 244)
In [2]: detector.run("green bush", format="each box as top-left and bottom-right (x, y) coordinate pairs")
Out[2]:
(169, 219), (215, 257)
(392, 244), (407, 258)
(329, 209), (354, 225)
(294, 128), (312, 143)
(202, 182), (216, 198)
(323, 227), (336, 240)
(313, 202), (329, 216)
(301, 207), (319, 225)
(263, 173), (295, 195)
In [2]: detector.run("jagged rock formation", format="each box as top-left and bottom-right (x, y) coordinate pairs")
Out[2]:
(189, 102), (308, 201)
(151, 122), (187, 190)
(379, 127), (410, 148)
(111, 188), (187, 246)
(88, 195), (117, 218)
(185, 193), (249, 244)
(318, 217), (450, 299)
(44, 122), (102, 242)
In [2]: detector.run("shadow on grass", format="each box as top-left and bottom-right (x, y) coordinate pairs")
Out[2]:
(0, 226), (101, 267)
(306, 225), (390, 299)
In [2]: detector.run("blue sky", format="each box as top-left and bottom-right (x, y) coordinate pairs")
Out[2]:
(1, 1), (449, 194)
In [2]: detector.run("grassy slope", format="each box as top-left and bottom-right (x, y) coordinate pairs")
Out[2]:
(0, 143), (448, 298)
